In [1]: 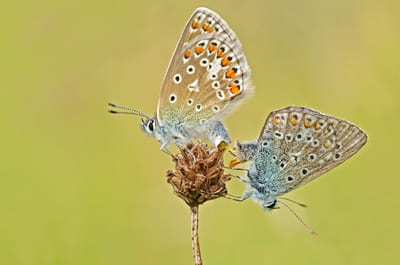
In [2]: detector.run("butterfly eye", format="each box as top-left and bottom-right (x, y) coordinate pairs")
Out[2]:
(148, 119), (155, 132)
(265, 199), (277, 209)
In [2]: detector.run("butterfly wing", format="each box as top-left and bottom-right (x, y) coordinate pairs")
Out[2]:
(254, 106), (368, 196)
(157, 7), (253, 126)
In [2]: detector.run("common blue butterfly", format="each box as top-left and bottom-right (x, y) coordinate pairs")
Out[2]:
(109, 7), (253, 152)
(230, 106), (367, 210)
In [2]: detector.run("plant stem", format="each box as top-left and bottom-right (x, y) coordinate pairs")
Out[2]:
(191, 206), (202, 265)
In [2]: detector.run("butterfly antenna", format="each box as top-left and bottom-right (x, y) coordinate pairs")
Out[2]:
(107, 102), (150, 119)
(224, 166), (249, 172)
(278, 200), (318, 237)
(280, 197), (308, 208)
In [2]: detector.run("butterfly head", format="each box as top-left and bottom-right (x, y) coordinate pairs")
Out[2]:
(140, 117), (157, 137)
(247, 185), (278, 211)
(230, 140), (258, 163)
(264, 199), (278, 210)
(108, 102), (161, 138)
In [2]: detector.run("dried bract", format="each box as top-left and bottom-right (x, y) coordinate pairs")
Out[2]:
(166, 142), (231, 207)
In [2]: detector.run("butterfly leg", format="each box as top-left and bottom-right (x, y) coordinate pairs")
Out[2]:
(160, 143), (173, 155)
(229, 173), (252, 183)
(225, 192), (251, 202)
(205, 121), (231, 149)
(228, 158), (242, 168)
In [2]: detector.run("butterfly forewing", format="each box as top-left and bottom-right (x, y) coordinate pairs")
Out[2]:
(157, 7), (252, 126)
(172, 7), (240, 55)
(255, 106), (367, 195)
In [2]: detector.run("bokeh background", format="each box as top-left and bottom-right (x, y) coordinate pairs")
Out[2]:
(2, 0), (399, 264)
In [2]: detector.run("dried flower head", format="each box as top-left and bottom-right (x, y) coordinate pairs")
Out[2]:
(166, 142), (231, 207)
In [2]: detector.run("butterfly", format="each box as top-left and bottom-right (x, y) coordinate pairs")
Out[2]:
(229, 106), (368, 210)
(109, 7), (253, 152)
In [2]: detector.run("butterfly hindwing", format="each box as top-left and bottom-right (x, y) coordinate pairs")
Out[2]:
(254, 106), (368, 196)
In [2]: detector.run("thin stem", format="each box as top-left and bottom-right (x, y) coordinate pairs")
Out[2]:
(191, 206), (202, 265)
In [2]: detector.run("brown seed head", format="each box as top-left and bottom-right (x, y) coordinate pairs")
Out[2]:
(166, 142), (231, 207)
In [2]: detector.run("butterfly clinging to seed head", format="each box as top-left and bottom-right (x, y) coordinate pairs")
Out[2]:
(109, 7), (253, 153)
(229, 106), (368, 211)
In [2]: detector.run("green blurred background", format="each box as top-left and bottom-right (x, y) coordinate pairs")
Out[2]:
(2, 0), (399, 264)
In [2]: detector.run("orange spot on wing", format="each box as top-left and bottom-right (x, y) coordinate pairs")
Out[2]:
(192, 21), (200, 29)
(221, 57), (232, 67)
(194, 46), (204, 55)
(324, 142), (331, 149)
(208, 45), (217, 52)
(315, 124), (321, 130)
(217, 49), (225, 58)
(184, 49), (192, 59)
(304, 121), (312, 128)
(324, 129), (328, 135)
(274, 119), (280, 125)
(225, 69), (236, 79)
(229, 83), (241, 95)
(202, 24), (214, 32)
(290, 117), (298, 125)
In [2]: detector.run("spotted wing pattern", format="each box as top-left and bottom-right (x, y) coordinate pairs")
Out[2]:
(253, 106), (368, 196)
(157, 7), (253, 126)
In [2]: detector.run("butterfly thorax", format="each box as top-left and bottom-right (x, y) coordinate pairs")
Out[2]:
(141, 116), (188, 149)
(246, 163), (279, 210)
(161, 122), (191, 148)
(232, 140), (258, 162)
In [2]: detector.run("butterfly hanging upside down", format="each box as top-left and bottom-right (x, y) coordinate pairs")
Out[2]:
(228, 106), (368, 212)
(109, 7), (253, 153)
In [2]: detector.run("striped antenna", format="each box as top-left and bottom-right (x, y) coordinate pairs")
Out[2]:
(108, 103), (150, 119)
(278, 200), (318, 237)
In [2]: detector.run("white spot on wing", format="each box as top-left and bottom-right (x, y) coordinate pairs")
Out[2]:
(186, 65), (195, 74)
(212, 81), (220, 89)
(188, 80), (199, 92)
(208, 61), (222, 76)
(195, 103), (202, 112)
(173, 74), (182, 84)
(169, 93), (177, 103)
(200, 58), (209, 67)
(212, 105), (220, 113)
(216, 90), (225, 100)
